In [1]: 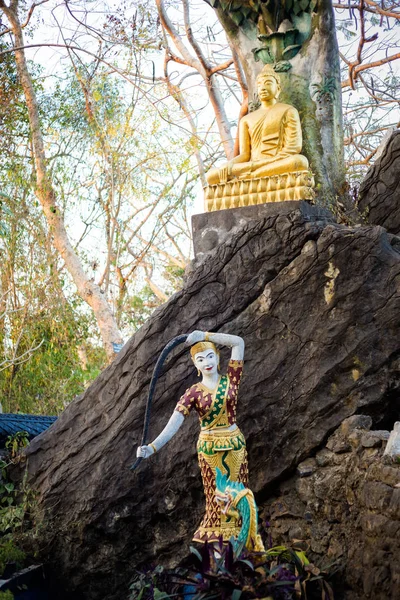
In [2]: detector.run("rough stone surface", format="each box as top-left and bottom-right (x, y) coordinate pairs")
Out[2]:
(384, 421), (400, 461)
(340, 414), (373, 435)
(297, 458), (317, 478)
(358, 130), (400, 235)
(16, 207), (400, 599)
(261, 419), (400, 600)
(361, 430), (390, 448)
(326, 430), (352, 454)
(315, 448), (334, 467)
(191, 201), (334, 259)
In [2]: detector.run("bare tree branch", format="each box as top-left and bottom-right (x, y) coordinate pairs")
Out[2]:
(342, 51), (400, 88)
(0, 0), (49, 36)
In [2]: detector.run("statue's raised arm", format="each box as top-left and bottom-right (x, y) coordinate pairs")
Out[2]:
(136, 411), (184, 458)
(186, 330), (244, 361)
(136, 331), (244, 459)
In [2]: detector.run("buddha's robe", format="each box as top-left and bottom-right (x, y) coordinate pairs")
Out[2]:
(207, 103), (309, 184)
(251, 104), (303, 161)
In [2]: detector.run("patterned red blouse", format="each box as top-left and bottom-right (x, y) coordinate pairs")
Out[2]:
(175, 359), (243, 427)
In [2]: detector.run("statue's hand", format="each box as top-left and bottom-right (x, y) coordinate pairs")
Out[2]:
(186, 330), (205, 346)
(136, 445), (154, 459)
(219, 163), (230, 183)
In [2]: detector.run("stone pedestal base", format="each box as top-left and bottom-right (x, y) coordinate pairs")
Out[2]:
(204, 171), (315, 212)
(192, 201), (334, 259)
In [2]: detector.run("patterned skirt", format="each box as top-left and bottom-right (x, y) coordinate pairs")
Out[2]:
(193, 427), (248, 544)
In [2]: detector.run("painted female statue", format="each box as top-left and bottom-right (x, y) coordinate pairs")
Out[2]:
(136, 330), (248, 544)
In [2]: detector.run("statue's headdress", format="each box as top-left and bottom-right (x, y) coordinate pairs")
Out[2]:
(190, 341), (218, 360)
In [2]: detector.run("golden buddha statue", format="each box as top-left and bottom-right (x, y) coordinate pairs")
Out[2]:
(205, 65), (315, 211)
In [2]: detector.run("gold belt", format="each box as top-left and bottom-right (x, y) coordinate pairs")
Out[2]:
(199, 425), (240, 440)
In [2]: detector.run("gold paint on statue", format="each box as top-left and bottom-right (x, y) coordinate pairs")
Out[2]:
(205, 65), (315, 211)
(194, 427), (248, 543)
(205, 172), (315, 211)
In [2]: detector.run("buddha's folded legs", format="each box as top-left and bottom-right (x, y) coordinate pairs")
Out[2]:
(252, 154), (309, 177)
(206, 154), (309, 185)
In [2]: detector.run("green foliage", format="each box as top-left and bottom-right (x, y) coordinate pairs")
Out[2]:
(126, 286), (160, 331)
(0, 590), (14, 600)
(0, 197), (12, 239)
(0, 41), (28, 157)
(0, 58), (109, 413)
(0, 444), (36, 586)
(0, 473), (25, 534)
(0, 447), (37, 535)
(0, 306), (105, 414)
(0, 55), (194, 412)
(5, 432), (29, 460)
(129, 542), (336, 599)
(0, 540), (25, 577)
(208, 0), (316, 31)
(0, 276), (106, 414)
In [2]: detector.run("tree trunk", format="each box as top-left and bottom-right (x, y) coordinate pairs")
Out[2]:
(210, 0), (346, 205)
(0, 1), (123, 362)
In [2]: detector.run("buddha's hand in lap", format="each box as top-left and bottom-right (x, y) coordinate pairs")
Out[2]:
(186, 330), (205, 345)
(136, 445), (154, 459)
(219, 164), (230, 183)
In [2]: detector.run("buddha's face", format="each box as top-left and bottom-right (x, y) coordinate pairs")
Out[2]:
(193, 349), (219, 376)
(257, 75), (279, 101)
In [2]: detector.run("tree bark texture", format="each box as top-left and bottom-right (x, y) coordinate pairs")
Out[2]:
(357, 130), (400, 235)
(156, 0), (235, 159)
(20, 206), (400, 599)
(211, 0), (345, 204)
(0, 1), (123, 362)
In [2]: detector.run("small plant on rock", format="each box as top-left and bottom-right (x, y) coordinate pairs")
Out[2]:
(128, 540), (335, 599)
(5, 432), (29, 460)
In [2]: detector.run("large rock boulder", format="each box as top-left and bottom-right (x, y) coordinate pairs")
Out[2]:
(358, 129), (400, 235)
(21, 206), (400, 599)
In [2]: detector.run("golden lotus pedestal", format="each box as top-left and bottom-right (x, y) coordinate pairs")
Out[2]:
(204, 171), (315, 212)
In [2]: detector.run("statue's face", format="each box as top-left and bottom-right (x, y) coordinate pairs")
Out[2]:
(193, 349), (219, 376)
(257, 75), (279, 100)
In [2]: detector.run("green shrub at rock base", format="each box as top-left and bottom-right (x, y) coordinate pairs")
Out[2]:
(0, 591), (14, 600)
(129, 541), (336, 599)
(0, 437), (35, 584)
(0, 539), (26, 576)
(0, 443), (37, 535)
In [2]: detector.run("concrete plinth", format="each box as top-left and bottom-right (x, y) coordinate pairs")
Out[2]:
(192, 201), (334, 259)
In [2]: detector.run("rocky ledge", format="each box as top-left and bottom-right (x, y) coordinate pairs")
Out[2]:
(262, 415), (400, 600)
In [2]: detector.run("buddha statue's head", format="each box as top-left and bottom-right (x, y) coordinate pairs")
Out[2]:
(256, 65), (281, 102)
(190, 341), (220, 377)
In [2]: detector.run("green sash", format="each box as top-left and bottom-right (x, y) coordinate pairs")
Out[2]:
(200, 375), (229, 429)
